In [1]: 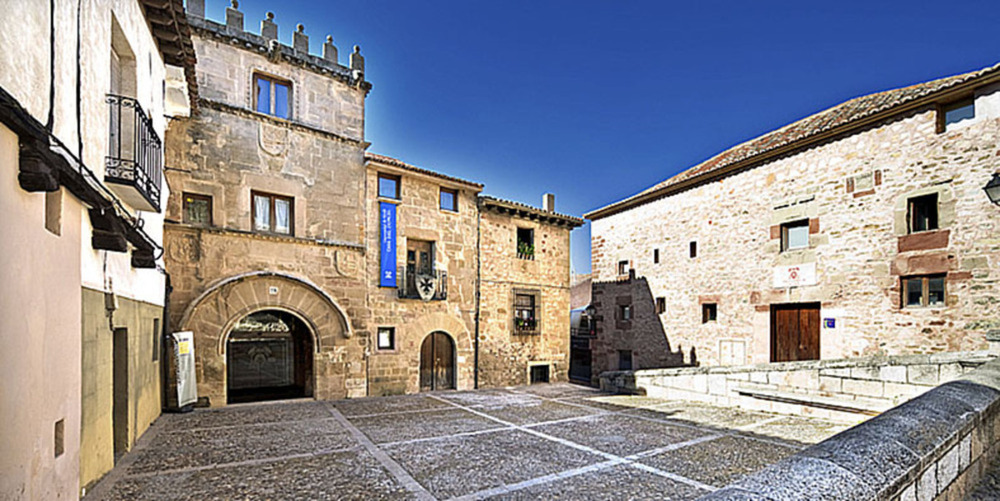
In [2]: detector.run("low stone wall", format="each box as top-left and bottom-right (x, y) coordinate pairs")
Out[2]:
(702, 357), (1000, 500)
(600, 351), (992, 422)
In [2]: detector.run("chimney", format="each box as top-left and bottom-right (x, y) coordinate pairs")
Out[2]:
(543, 193), (555, 213)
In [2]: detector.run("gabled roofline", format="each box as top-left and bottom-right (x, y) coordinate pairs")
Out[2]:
(479, 195), (584, 228)
(366, 152), (484, 190)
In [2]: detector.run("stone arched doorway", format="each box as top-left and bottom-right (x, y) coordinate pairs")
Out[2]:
(226, 310), (314, 404)
(420, 331), (455, 391)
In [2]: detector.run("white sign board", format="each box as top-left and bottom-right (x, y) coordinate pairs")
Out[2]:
(773, 262), (817, 288)
(172, 331), (198, 408)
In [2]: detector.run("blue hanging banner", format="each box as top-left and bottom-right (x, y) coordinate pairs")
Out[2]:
(379, 202), (397, 287)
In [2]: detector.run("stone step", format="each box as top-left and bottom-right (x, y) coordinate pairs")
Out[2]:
(735, 387), (890, 416)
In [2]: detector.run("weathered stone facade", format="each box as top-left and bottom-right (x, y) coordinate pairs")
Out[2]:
(588, 71), (1000, 370)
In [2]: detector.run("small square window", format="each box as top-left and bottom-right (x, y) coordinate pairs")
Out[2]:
(618, 350), (633, 371)
(183, 193), (212, 226)
(908, 193), (938, 234)
(939, 99), (975, 132)
(702, 303), (717, 323)
(617, 260), (629, 276)
(517, 227), (534, 260)
(690, 241), (698, 258)
(378, 173), (400, 200)
(656, 297), (666, 314)
(440, 188), (458, 212)
(902, 275), (946, 308)
(252, 191), (294, 235)
(254, 73), (291, 119)
(619, 304), (633, 321)
(377, 327), (395, 350)
(781, 219), (809, 252)
(653, 248), (659, 264)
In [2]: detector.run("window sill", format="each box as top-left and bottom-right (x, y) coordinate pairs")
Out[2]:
(253, 230), (294, 238)
(377, 197), (402, 205)
(439, 208), (459, 215)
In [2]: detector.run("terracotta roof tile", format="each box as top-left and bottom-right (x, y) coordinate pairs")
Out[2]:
(365, 152), (484, 189)
(479, 196), (585, 227)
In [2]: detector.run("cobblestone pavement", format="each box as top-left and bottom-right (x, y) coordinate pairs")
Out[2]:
(87, 384), (851, 500)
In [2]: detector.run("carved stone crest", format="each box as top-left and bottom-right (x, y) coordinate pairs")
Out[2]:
(258, 122), (288, 157)
(334, 250), (359, 277)
(416, 273), (437, 302)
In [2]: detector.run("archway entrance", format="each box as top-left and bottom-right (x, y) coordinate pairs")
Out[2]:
(419, 331), (455, 391)
(227, 310), (314, 404)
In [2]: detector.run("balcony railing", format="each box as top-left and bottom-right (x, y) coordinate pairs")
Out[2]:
(398, 267), (448, 301)
(106, 94), (162, 212)
(514, 317), (538, 335)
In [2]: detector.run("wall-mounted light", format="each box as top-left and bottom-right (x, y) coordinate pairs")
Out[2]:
(984, 173), (1000, 205)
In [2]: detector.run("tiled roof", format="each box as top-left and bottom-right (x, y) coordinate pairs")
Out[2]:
(365, 152), (484, 189)
(586, 61), (1000, 220)
(479, 196), (585, 227)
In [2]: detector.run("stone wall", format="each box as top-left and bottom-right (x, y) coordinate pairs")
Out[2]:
(601, 350), (993, 423)
(704, 356), (1000, 500)
(590, 84), (1000, 367)
(478, 208), (575, 386)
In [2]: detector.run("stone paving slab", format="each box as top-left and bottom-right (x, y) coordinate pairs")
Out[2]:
(532, 414), (713, 457)
(350, 408), (504, 444)
(156, 400), (332, 432)
(334, 394), (453, 417)
(628, 401), (777, 430)
(491, 464), (707, 501)
(110, 449), (413, 500)
(383, 429), (602, 499)
(740, 416), (852, 445)
(640, 435), (801, 488)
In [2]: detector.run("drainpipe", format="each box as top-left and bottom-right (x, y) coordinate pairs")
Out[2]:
(474, 203), (481, 389)
(160, 271), (172, 410)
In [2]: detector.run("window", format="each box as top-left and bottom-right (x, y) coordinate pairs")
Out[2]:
(152, 318), (160, 362)
(690, 241), (697, 258)
(514, 292), (538, 334)
(183, 193), (212, 226)
(517, 227), (534, 260)
(252, 191), (293, 235)
(618, 350), (633, 371)
(781, 219), (809, 252)
(254, 73), (291, 118)
(378, 173), (400, 200)
(656, 297), (666, 314)
(653, 248), (659, 264)
(404, 239), (435, 298)
(902, 275), (946, 308)
(939, 99), (975, 132)
(908, 193), (938, 233)
(617, 260), (629, 276)
(376, 327), (395, 350)
(619, 304), (633, 321)
(440, 188), (458, 212)
(702, 303), (717, 323)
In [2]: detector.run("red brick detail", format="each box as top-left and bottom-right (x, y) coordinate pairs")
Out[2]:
(809, 218), (820, 234)
(874, 170), (882, 186)
(948, 271), (973, 281)
(846, 177), (855, 193)
(891, 252), (952, 276)
(897, 229), (949, 253)
(853, 188), (875, 198)
(749, 291), (762, 304)
(770, 225), (781, 240)
(754, 304), (771, 312)
(699, 295), (721, 304)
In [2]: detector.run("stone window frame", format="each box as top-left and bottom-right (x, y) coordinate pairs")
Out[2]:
(248, 68), (298, 120)
(702, 303), (718, 323)
(251, 190), (295, 236)
(377, 172), (401, 200)
(618, 350), (633, 371)
(893, 185), (955, 237)
(653, 248), (659, 264)
(375, 326), (396, 351)
(936, 97), (976, 134)
(901, 274), (947, 309)
(780, 218), (810, 252)
(439, 187), (458, 212)
(615, 295), (633, 330)
(512, 288), (542, 336)
(907, 193), (939, 234)
(182, 192), (213, 226)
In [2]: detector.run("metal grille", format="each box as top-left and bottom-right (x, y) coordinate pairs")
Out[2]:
(106, 94), (162, 211)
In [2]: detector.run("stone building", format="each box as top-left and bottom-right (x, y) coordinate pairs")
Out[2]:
(163, 2), (583, 406)
(0, 0), (195, 496)
(586, 62), (1000, 371)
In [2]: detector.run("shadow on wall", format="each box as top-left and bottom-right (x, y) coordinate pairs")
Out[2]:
(591, 274), (692, 382)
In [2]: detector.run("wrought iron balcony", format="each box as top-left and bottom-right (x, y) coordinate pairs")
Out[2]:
(398, 267), (448, 301)
(106, 94), (162, 212)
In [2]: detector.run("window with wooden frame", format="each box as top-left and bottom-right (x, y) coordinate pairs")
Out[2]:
(514, 292), (539, 334)
(253, 73), (291, 119)
(378, 173), (400, 200)
(517, 227), (534, 260)
(937, 98), (975, 133)
(376, 327), (396, 350)
(183, 192), (212, 226)
(780, 219), (809, 252)
(252, 191), (294, 235)
(617, 260), (629, 276)
(702, 303), (717, 323)
(907, 193), (938, 234)
(440, 187), (458, 212)
(902, 275), (946, 308)
(656, 297), (666, 314)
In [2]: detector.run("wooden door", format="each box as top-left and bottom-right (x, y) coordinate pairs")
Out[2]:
(770, 303), (820, 362)
(420, 332), (454, 391)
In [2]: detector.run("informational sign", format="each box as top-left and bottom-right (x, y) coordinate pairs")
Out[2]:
(172, 331), (197, 408)
(824, 318), (836, 329)
(773, 262), (817, 288)
(379, 202), (397, 287)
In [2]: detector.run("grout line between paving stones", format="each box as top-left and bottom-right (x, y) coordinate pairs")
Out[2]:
(325, 403), (436, 501)
(341, 405), (456, 420)
(121, 445), (363, 479)
(427, 394), (717, 497)
(378, 426), (512, 448)
(445, 459), (626, 501)
(169, 415), (340, 434)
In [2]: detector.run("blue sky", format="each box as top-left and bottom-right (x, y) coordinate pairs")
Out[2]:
(202, 0), (1000, 274)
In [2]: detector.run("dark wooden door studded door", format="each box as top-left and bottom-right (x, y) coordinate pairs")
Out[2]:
(420, 332), (455, 391)
(770, 303), (820, 362)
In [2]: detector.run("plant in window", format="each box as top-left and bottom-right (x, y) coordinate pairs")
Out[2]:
(517, 240), (534, 259)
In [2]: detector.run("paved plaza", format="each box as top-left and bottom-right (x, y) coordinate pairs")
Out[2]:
(87, 384), (851, 500)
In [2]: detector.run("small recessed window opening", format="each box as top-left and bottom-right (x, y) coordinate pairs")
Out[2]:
(378, 173), (400, 200)
(656, 297), (666, 314)
(517, 227), (535, 260)
(440, 188), (458, 212)
(617, 260), (629, 276)
(902, 275), (946, 308)
(653, 248), (659, 264)
(702, 303), (717, 323)
(618, 350), (633, 371)
(939, 99), (975, 132)
(907, 193), (938, 234)
(376, 327), (395, 350)
(619, 304), (633, 321)
(690, 241), (698, 258)
(183, 192), (212, 226)
(781, 219), (809, 252)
